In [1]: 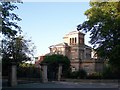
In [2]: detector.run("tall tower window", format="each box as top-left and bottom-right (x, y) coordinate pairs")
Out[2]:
(75, 37), (77, 44)
(72, 38), (74, 44)
(79, 37), (84, 44)
(70, 38), (71, 45)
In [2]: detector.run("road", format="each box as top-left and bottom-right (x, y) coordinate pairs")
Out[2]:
(2, 81), (119, 89)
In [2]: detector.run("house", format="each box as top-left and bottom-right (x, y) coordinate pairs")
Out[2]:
(48, 30), (104, 74)
(35, 30), (104, 74)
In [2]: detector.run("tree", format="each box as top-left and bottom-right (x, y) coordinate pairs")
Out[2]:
(1, 2), (22, 37)
(1, 2), (22, 86)
(1, 1), (24, 63)
(1, 1), (24, 67)
(2, 35), (35, 64)
(1, 1), (36, 85)
(41, 54), (71, 80)
(77, 1), (120, 77)
(2, 35), (36, 85)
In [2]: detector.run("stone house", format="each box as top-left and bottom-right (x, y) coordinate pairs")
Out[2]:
(48, 31), (104, 74)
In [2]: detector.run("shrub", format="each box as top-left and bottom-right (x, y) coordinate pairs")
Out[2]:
(102, 66), (120, 79)
(70, 71), (78, 79)
(69, 69), (87, 79)
(78, 69), (87, 79)
(87, 72), (102, 79)
(17, 63), (42, 79)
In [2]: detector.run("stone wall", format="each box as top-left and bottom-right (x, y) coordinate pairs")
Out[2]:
(95, 62), (104, 73)
(81, 62), (95, 74)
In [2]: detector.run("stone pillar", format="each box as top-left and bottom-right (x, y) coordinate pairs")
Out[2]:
(58, 64), (62, 81)
(10, 63), (17, 86)
(41, 63), (48, 83)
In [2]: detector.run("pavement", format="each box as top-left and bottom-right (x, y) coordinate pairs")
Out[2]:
(1, 79), (120, 90)
(2, 81), (119, 88)
(12, 81), (119, 88)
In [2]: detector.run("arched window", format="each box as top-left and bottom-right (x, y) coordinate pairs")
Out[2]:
(72, 38), (74, 44)
(70, 38), (71, 45)
(75, 37), (77, 44)
(79, 37), (83, 44)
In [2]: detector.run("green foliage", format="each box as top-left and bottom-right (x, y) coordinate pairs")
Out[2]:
(102, 66), (120, 79)
(41, 54), (71, 79)
(17, 63), (41, 79)
(2, 36), (35, 64)
(41, 54), (70, 70)
(1, 2), (22, 37)
(1, 2), (36, 80)
(2, 36), (36, 78)
(102, 67), (114, 79)
(1, 2), (28, 65)
(77, 69), (87, 79)
(69, 69), (87, 79)
(87, 72), (102, 79)
(69, 71), (78, 79)
(77, 1), (120, 75)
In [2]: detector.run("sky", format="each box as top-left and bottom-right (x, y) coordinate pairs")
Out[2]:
(14, 2), (92, 57)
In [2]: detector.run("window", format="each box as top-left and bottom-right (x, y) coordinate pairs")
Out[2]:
(79, 37), (84, 44)
(70, 38), (71, 45)
(72, 38), (74, 44)
(86, 53), (91, 59)
(80, 38), (82, 44)
(75, 37), (77, 44)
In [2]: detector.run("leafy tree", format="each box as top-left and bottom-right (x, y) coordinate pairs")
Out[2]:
(1, 2), (22, 37)
(2, 35), (35, 64)
(41, 54), (71, 80)
(1, 1), (22, 86)
(77, 1), (120, 77)
(1, 1), (25, 64)
(1, 1), (36, 85)
(2, 35), (36, 78)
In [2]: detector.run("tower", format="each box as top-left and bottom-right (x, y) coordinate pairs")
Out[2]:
(49, 30), (92, 72)
(63, 31), (85, 70)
